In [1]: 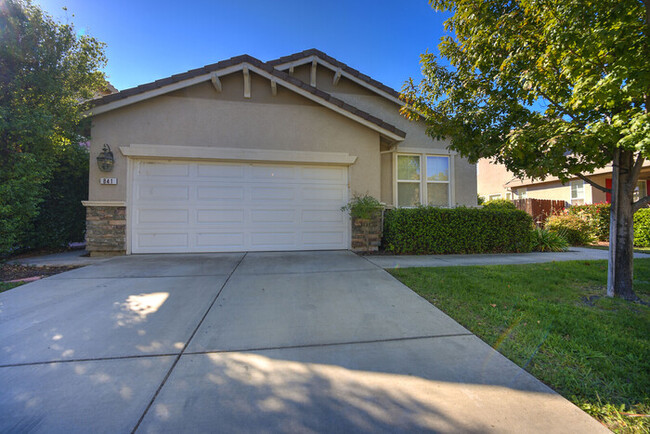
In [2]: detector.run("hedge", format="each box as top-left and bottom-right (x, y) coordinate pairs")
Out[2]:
(383, 206), (533, 254)
(634, 209), (650, 247)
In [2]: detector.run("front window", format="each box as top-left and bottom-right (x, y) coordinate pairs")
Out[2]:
(571, 180), (584, 205)
(426, 156), (450, 206)
(505, 191), (512, 200)
(397, 155), (421, 207)
(396, 154), (450, 207)
(488, 194), (502, 201)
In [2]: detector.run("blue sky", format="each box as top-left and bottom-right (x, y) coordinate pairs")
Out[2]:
(35, 0), (451, 92)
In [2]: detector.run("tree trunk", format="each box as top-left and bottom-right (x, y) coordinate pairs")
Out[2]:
(608, 149), (640, 301)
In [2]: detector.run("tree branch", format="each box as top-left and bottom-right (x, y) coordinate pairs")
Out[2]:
(576, 173), (610, 193)
(634, 195), (650, 213)
(628, 153), (645, 193)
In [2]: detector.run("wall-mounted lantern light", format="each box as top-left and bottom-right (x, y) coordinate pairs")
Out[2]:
(97, 144), (114, 172)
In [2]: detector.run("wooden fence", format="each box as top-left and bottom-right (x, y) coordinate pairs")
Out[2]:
(513, 198), (566, 226)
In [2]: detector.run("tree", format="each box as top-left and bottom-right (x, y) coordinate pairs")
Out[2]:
(0, 0), (106, 253)
(402, 0), (649, 300)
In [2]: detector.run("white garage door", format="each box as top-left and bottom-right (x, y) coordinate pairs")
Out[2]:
(130, 160), (350, 253)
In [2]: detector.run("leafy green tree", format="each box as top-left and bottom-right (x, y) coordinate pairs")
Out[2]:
(0, 0), (106, 253)
(403, 0), (649, 300)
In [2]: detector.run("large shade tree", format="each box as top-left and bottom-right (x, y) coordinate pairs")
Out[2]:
(0, 0), (106, 252)
(402, 0), (649, 300)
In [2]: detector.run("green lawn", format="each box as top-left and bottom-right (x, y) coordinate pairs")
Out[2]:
(390, 259), (650, 433)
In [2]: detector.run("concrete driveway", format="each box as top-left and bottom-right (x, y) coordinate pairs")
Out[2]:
(1, 251), (607, 433)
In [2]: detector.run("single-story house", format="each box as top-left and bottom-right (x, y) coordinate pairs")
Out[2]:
(83, 49), (477, 255)
(478, 158), (650, 206)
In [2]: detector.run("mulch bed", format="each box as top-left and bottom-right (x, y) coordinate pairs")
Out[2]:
(1, 264), (80, 282)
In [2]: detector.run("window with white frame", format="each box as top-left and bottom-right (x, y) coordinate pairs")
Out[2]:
(396, 154), (450, 207)
(505, 191), (512, 200)
(634, 181), (647, 202)
(488, 194), (502, 201)
(570, 180), (584, 205)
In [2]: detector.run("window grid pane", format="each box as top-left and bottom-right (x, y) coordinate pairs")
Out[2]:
(426, 156), (449, 181)
(427, 183), (449, 206)
(397, 155), (420, 181)
(398, 183), (420, 207)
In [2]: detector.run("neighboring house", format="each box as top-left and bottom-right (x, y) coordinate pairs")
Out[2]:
(478, 159), (650, 206)
(83, 49), (477, 255)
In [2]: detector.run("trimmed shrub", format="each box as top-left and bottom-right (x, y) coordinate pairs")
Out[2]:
(341, 194), (383, 219)
(633, 208), (650, 247)
(383, 206), (533, 254)
(531, 228), (569, 252)
(482, 199), (517, 210)
(545, 214), (595, 246)
(567, 203), (610, 241)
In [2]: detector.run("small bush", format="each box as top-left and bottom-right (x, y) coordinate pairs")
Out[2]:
(567, 203), (610, 241)
(531, 228), (569, 252)
(482, 199), (516, 210)
(633, 208), (650, 247)
(341, 194), (383, 219)
(545, 214), (594, 246)
(383, 206), (533, 254)
(477, 195), (485, 205)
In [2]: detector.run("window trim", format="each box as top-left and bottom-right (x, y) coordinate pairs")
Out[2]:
(570, 180), (584, 205)
(395, 153), (452, 208)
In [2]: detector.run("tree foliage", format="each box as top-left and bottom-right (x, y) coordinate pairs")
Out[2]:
(0, 0), (106, 253)
(402, 0), (648, 181)
(402, 0), (649, 299)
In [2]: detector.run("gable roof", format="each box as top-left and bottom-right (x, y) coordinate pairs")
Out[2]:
(87, 54), (406, 141)
(268, 49), (402, 104)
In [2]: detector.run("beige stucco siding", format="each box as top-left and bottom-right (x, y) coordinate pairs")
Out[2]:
(290, 64), (477, 206)
(454, 157), (478, 206)
(89, 71), (381, 202)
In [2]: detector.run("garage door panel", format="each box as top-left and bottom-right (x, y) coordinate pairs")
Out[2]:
(250, 209), (296, 223)
(197, 186), (245, 201)
(137, 233), (189, 249)
(139, 163), (189, 177)
(196, 209), (245, 224)
(195, 232), (245, 249)
(137, 209), (190, 224)
(131, 160), (349, 253)
(250, 186), (296, 201)
(301, 186), (347, 202)
(197, 163), (244, 179)
(137, 185), (190, 201)
(303, 231), (346, 246)
(302, 210), (345, 223)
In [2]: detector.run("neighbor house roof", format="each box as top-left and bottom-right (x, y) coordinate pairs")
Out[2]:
(87, 54), (406, 141)
(268, 49), (402, 103)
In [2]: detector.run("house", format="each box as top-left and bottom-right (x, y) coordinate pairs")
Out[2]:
(83, 49), (477, 255)
(478, 159), (650, 206)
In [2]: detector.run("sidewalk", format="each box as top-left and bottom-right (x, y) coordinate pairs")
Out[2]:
(364, 246), (650, 269)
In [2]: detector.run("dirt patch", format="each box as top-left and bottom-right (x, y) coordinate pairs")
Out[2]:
(581, 294), (602, 306)
(1, 264), (80, 282)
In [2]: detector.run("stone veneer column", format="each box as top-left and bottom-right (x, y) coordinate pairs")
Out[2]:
(350, 211), (383, 253)
(84, 204), (126, 256)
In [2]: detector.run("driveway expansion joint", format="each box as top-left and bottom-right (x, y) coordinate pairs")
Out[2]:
(183, 333), (475, 356)
(130, 252), (248, 434)
(0, 353), (179, 369)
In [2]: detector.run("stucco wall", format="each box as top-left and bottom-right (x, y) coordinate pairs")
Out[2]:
(291, 64), (477, 206)
(89, 71), (381, 202)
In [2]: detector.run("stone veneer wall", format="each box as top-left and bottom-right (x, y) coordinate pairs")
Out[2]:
(350, 212), (383, 253)
(86, 206), (126, 256)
